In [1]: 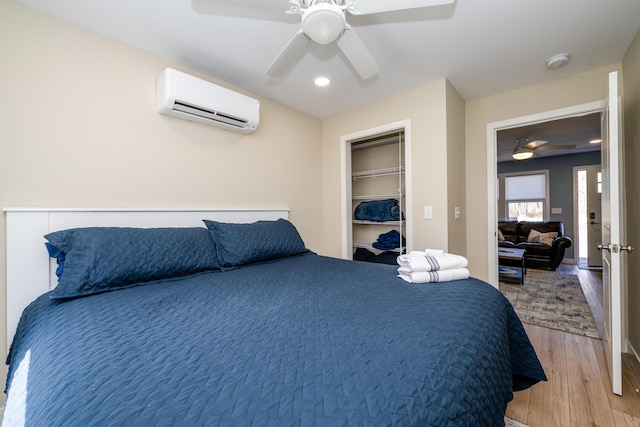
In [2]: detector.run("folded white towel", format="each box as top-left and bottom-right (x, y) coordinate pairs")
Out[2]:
(424, 248), (445, 257)
(398, 268), (470, 284)
(396, 252), (468, 272)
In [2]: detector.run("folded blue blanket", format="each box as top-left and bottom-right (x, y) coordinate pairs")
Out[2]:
(354, 199), (401, 222)
(373, 229), (406, 250)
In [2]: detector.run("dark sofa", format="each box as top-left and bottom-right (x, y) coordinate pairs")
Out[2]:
(498, 220), (572, 271)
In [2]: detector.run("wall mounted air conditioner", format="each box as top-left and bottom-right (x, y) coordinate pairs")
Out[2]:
(156, 68), (259, 134)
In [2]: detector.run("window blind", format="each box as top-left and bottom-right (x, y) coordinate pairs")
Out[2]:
(505, 174), (545, 200)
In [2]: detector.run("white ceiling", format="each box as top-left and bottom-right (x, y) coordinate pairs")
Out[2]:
(15, 0), (640, 120)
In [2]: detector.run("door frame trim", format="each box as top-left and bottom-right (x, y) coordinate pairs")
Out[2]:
(572, 164), (603, 267)
(572, 165), (584, 265)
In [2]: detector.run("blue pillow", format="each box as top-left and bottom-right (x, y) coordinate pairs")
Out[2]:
(45, 242), (66, 279)
(203, 219), (307, 268)
(45, 227), (219, 300)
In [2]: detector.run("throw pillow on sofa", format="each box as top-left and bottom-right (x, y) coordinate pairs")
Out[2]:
(498, 229), (505, 240)
(527, 229), (558, 246)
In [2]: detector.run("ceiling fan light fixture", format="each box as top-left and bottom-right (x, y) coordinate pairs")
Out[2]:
(512, 147), (534, 160)
(302, 3), (346, 45)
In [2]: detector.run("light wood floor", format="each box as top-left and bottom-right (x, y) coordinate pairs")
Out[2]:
(506, 264), (640, 426)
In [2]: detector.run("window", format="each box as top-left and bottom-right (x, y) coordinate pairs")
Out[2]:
(503, 172), (548, 221)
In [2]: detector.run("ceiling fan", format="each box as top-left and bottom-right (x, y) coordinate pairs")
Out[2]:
(196, 0), (455, 79)
(511, 137), (576, 160)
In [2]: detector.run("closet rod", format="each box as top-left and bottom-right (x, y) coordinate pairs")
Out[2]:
(351, 133), (404, 151)
(352, 166), (405, 180)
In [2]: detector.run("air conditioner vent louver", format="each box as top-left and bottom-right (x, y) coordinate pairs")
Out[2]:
(172, 101), (248, 128)
(156, 68), (259, 134)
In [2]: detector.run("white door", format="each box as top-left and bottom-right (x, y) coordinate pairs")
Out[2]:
(600, 71), (632, 396)
(586, 165), (602, 267)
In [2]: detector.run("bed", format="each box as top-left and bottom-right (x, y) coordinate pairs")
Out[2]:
(3, 209), (546, 426)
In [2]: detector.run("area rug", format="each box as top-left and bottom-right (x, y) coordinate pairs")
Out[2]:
(499, 269), (600, 339)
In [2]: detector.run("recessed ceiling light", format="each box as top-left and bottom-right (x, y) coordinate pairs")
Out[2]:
(314, 76), (331, 87)
(546, 53), (570, 70)
(590, 138), (602, 144)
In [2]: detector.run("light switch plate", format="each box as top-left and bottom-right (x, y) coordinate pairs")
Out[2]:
(551, 208), (562, 214)
(424, 206), (433, 219)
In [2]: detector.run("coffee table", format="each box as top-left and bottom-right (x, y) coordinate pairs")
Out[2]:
(498, 248), (526, 285)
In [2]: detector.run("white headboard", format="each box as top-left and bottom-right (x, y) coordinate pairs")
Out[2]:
(4, 208), (289, 352)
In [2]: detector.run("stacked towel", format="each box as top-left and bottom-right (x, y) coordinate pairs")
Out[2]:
(423, 249), (444, 257)
(397, 251), (468, 272)
(398, 268), (470, 284)
(397, 249), (470, 283)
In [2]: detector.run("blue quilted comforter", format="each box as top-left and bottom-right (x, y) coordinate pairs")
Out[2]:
(6, 254), (545, 426)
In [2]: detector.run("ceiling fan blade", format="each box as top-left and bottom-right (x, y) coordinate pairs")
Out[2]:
(522, 140), (548, 149)
(265, 29), (310, 77)
(192, 0), (289, 14)
(337, 27), (380, 79)
(352, 0), (455, 15)
(535, 144), (577, 151)
(191, 0), (292, 21)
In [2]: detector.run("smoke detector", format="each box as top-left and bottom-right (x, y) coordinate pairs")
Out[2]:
(546, 53), (570, 70)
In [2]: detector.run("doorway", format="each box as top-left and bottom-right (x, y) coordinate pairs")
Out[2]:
(490, 105), (606, 348)
(486, 101), (605, 285)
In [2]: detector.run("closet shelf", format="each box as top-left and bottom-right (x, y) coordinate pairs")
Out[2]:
(352, 166), (405, 180)
(353, 242), (404, 253)
(352, 194), (403, 201)
(352, 220), (405, 225)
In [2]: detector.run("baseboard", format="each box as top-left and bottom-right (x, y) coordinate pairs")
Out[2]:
(627, 339), (640, 365)
(562, 257), (575, 265)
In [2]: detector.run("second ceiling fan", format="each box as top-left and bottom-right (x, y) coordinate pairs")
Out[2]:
(512, 137), (577, 160)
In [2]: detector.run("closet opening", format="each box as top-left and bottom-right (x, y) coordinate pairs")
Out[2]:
(340, 120), (412, 263)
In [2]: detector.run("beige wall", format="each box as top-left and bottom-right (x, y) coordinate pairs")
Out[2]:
(321, 79), (466, 258)
(465, 64), (622, 280)
(446, 81), (467, 256)
(622, 28), (640, 356)
(0, 0), (324, 393)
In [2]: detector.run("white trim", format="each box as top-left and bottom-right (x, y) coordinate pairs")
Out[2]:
(627, 339), (640, 364)
(486, 101), (605, 286)
(340, 120), (412, 259)
(340, 138), (352, 259)
(4, 208), (290, 352)
(572, 166), (582, 264)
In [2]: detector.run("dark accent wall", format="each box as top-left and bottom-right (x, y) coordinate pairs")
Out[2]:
(497, 150), (601, 260)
